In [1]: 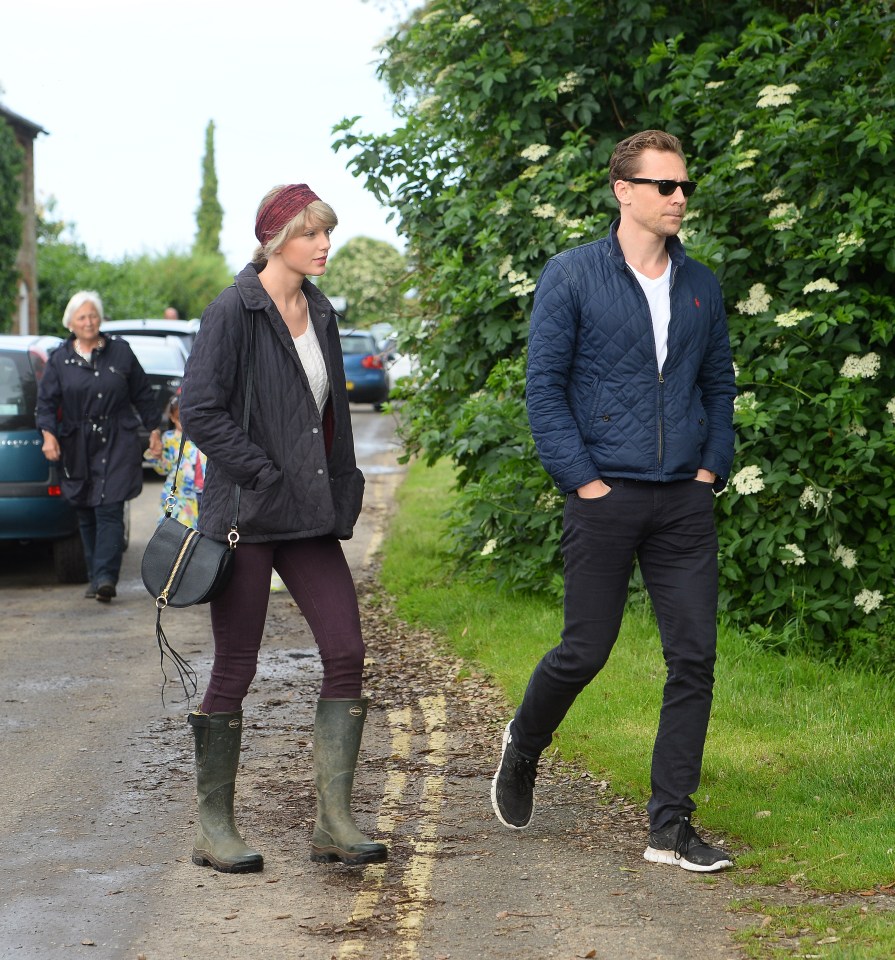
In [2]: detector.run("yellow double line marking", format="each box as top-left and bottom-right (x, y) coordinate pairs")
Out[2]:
(339, 694), (447, 959)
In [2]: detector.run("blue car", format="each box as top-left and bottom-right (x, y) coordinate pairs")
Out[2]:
(0, 334), (88, 582)
(340, 330), (389, 411)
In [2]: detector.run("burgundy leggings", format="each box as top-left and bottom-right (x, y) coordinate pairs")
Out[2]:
(201, 536), (365, 713)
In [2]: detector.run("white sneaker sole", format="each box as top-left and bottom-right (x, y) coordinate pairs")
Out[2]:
(490, 722), (533, 830)
(643, 845), (733, 872)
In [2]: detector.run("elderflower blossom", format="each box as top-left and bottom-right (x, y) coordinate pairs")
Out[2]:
(497, 255), (513, 280)
(734, 392), (757, 413)
(556, 211), (585, 239)
(731, 465), (765, 495)
(803, 278), (839, 294)
(417, 95), (441, 114)
(887, 398), (895, 424)
(836, 231), (865, 253)
(731, 131), (744, 147)
(854, 589), (884, 615)
(756, 83), (801, 108)
(736, 149), (760, 170)
(533, 203), (557, 219)
(840, 353), (880, 380)
(520, 143), (551, 163)
(508, 271), (536, 297)
(769, 203), (801, 230)
(785, 311), (815, 336)
(736, 283), (772, 316)
(454, 13), (481, 31)
(762, 187), (785, 202)
(781, 543), (806, 566)
(799, 486), (824, 510)
(494, 199), (512, 217)
(480, 538), (497, 556)
(832, 544), (858, 569)
(847, 421), (868, 437)
(706, 80), (726, 90)
(557, 71), (584, 94)
(519, 165), (541, 180)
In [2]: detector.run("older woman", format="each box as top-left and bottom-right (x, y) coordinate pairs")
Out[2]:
(37, 290), (162, 601)
(179, 183), (386, 873)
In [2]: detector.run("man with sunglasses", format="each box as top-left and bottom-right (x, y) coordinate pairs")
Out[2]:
(492, 130), (737, 872)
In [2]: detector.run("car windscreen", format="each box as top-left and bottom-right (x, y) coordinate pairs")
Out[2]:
(0, 350), (37, 431)
(123, 339), (185, 376)
(340, 336), (377, 356)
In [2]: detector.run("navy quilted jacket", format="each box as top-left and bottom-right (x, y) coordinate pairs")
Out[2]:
(527, 220), (736, 494)
(180, 264), (363, 542)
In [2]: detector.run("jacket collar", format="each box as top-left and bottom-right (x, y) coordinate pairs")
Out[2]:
(234, 262), (334, 327)
(607, 217), (686, 270)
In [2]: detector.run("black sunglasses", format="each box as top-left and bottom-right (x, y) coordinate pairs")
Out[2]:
(624, 177), (698, 198)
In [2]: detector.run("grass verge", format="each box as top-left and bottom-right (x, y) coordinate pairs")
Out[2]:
(378, 458), (895, 957)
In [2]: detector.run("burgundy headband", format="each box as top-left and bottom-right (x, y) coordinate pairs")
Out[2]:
(254, 183), (321, 246)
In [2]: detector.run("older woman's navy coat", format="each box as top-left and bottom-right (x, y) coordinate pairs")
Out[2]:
(36, 336), (161, 507)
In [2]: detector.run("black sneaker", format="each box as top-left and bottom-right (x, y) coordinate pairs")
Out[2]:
(644, 814), (733, 872)
(96, 583), (117, 603)
(491, 722), (537, 829)
(84, 585), (97, 599)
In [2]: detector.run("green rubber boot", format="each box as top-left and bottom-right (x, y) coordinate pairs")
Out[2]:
(310, 698), (388, 866)
(188, 710), (264, 873)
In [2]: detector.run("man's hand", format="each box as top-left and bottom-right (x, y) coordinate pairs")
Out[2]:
(695, 468), (717, 484)
(576, 478), (612, 499)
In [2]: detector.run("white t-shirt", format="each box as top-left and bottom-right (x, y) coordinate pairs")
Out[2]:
(293, 319), (329, 413)
(628, 258), (672, 373)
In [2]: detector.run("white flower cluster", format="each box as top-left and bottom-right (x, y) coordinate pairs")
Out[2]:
(557, 71), (584, 94)
(706, 80), (726, 90)
(520, 143), (551, 162)
(556, 211), (585, 239)
(803, 278), (839, 294)
(731, 130), (744, 147)
(480, 538), (497, 556)
(762, 187), (785, 202)
(736, 149), (760, 170)
(775, 308), (811, 328)
(832, 544), (857, 569)
(836, 231), (865, 253)
(854, 589), (884, 614)
(781, 543), (806, 566)
(508, 271), (536, 297)
(454, 13), (481, 30)
(731, 465), (765, 495)
(847, 421), (868, 437)
(497, 255), (513, 279)
(533, 203), (557, 219)
(736, 283), (772, 315)
(769, 202), (801, 231)
(519, 165), (541, 180)
(839, 353), (880, 379)
(756, 83), (800, 108)
(494, 199), (511, 217)
(799, 486), (824, 510)
(734, 391), (757, 413)
(887, 398), (895, 424)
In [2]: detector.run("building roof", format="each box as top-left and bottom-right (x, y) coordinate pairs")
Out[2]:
(0, 104), (48, 138)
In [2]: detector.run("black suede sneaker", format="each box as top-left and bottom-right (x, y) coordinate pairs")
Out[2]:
(491, 722), (538, 829)
(96, 583), (117, 603)
(644, 814), (733, 872)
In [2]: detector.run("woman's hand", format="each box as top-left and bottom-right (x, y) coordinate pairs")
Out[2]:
(147, 429), (163, 460)
(41, 431), (61, 462)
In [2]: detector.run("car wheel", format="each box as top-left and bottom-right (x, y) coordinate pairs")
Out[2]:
(53, 532), (89, 583)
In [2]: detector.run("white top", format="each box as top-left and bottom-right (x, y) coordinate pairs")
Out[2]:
(293, 319), (329, 413)
(628, 258), (672, 373)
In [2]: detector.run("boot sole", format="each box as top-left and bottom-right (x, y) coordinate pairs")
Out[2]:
(643, 846), (733, 872)
(310, 846), (388, 866)
(192, 851), (264, 873)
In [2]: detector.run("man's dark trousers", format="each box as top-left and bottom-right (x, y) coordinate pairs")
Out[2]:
(511, 477), (719, 831)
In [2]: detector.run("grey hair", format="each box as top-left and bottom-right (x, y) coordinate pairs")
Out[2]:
(62, 290), (104, 329)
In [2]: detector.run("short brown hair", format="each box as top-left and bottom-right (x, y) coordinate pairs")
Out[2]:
(608, 130), (686, 188)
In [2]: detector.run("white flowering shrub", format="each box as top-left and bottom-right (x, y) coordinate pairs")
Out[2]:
(337, 0), (894, 664)
(651, 1), (895, 661)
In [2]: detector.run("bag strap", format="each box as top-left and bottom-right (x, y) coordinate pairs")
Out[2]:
(166, 313), (257, 543)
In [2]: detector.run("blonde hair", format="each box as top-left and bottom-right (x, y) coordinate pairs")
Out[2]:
(251, 189), (338, 265)
(62, 290), (104, 330)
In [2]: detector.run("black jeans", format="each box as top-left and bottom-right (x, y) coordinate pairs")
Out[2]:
(512, 478), (719, 831)
(77, 501), (126, 588)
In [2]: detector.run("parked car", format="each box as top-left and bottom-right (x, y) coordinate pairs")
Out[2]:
(0, 334), (88, 582)
(101, 318), (200, 354)
(339, 330), (389, 410)
(116, 334), (187, 446)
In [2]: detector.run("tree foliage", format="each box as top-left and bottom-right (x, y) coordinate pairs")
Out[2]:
(336, 0), (894, 663)
(194, 119), (224, 257)
(0, 116), (24, 331)
(316, 235), (406, 329)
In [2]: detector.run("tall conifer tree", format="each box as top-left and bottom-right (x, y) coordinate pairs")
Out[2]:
(194, 120), (223, 256)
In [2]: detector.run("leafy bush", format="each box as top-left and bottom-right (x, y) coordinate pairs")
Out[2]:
(0, 116), (24, 330)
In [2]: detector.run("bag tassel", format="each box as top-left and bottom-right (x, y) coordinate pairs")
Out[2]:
(155, 603), (198, 706)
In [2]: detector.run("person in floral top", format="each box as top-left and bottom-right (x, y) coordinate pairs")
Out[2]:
(145, 394), (205, 529)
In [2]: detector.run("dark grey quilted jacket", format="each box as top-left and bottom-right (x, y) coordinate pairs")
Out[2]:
(179, 264), (363, 542)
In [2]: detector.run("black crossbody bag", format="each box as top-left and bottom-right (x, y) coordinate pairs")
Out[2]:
(141, 316), (256, 700)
